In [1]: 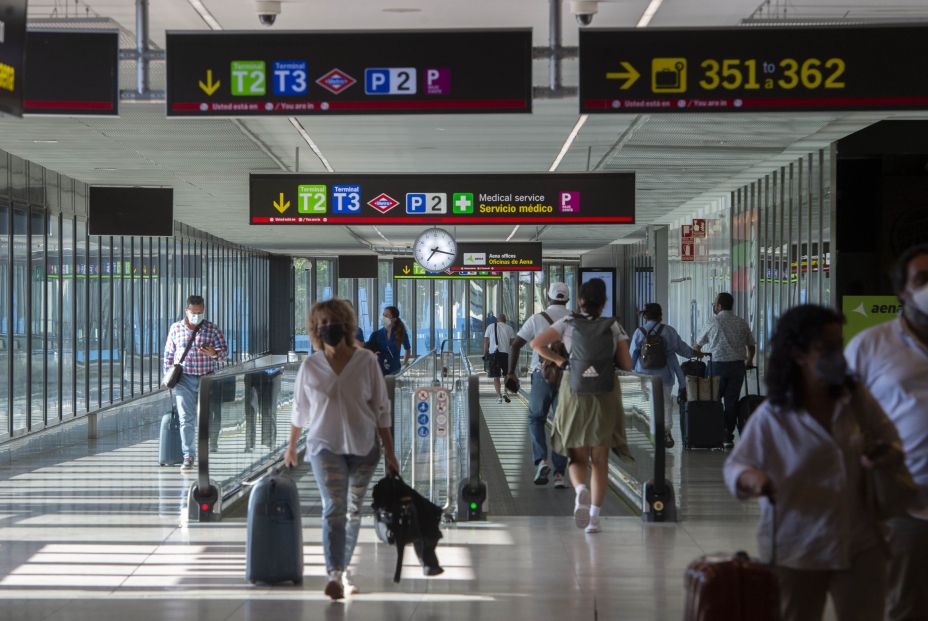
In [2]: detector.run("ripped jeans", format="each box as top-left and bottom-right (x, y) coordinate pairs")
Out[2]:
(308, 443), (381, 573)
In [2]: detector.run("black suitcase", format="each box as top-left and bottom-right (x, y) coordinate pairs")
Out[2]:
(159, 407), (184, 466)
(736, 367), (764, 434)
(682, 400), (725, 450)
(246, 468), (304, 585)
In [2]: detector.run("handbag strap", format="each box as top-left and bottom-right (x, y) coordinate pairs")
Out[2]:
(177, 321), (203, 365)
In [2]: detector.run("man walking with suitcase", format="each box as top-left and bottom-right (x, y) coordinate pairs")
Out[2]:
(506, 283), (571, 487)
(845, 243), (928, 621)
(693, 292), (756, 449)
(162, 295), (228, 470)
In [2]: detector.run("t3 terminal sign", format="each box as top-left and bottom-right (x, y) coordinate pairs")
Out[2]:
(167, 30), (531, 116)
(580, 24), (928, 113)
(250, 172), (635, 225)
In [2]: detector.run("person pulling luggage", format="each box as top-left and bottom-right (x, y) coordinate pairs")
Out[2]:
(724, 305), (907, 621)
(629, 303), (693, 449)
(530, 278), (633, 534)
(284, 298), (400, 601)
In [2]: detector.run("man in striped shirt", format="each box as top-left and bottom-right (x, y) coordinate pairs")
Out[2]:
(162, 295), (228, 470)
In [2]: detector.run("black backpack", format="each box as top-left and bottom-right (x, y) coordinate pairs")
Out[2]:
(638, 324), (667, 369)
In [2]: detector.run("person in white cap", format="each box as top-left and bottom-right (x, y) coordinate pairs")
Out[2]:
(507, 282), (571, 488)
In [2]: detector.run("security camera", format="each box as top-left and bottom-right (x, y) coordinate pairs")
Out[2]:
(256, 0), (280, 26)
(570, 0), (598, 26)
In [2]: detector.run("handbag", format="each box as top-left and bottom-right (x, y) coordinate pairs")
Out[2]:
(161, 322), (203, 389)
(536, 312), (567, 386)
(851, 386), (919, 520)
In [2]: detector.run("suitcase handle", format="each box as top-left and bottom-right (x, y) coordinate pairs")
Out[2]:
(743, 365), (761, 397)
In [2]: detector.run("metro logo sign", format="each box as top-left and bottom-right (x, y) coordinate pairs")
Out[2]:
(367, 193), (399, 214)
(316, 68), (356, 95)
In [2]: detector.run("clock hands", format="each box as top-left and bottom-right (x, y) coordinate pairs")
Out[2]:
(432, 248), (456, 256)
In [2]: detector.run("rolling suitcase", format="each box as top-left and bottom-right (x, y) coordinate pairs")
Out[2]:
(246, 467), (304, 585)
(736, 367), (764, 434)
(159, 406), (184, 466)
(684, 502), (779, 620)
(682, 400), (725, 450)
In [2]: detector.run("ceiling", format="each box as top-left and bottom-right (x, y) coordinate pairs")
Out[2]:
(5, 0), (928, 257)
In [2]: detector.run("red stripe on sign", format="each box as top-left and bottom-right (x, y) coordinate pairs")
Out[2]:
(172, 99), (528, 112)
(584, 96), (928, 110)
(252, 216), (634, 224)
(25, 100), (115, 111)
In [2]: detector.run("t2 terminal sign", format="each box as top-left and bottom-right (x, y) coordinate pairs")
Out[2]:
(580, 24), (928, 113)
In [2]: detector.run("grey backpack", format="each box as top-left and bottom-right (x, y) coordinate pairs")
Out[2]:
(568, 313), (617, 395)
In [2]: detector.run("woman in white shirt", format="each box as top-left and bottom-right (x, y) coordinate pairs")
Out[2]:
(531, 278), (633, 534)
(724, 304), (905, 621)
(284, 299), (400, 601)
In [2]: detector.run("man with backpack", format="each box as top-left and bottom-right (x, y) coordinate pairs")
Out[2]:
(506, 283), (571, 488)
(630, 303), (694, 449)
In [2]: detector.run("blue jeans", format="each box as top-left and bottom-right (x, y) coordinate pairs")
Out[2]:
(173, 372), (222, 459)
(309, 444), (380, 573)
(527, 370), (568, 475)
(711, 360), (745, 441)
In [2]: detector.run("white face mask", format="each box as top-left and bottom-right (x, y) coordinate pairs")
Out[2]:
(186, 311), (204, 325)
(913, 284), (928, 315)
(380, 315), (391, 328)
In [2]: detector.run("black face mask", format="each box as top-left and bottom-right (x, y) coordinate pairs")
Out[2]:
(319, 324), (346, 347)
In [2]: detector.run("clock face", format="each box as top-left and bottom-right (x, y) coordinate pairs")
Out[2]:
(414, 228), (458, 272)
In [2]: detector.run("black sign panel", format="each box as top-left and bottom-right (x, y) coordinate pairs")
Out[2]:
(0, 0), (27, 117)
(393, 257), (500, 280)
(24, 30), (119, 115)
(250, 173), (634, 225)
(166, 30), (532, 116)
(338, 255), (378, 279)
(580, 25), (928, 113)
(89, 187), (174, 237)
(454, 243), (541, 272)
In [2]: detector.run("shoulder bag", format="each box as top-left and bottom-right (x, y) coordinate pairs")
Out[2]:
(161, 322), (203, 389)
(538, 312), (569, 386)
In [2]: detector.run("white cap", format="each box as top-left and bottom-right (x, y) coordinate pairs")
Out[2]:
(548, 282), (569, 302)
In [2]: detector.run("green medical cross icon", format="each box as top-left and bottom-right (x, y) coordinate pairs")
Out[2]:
(452, 193), (474, 215)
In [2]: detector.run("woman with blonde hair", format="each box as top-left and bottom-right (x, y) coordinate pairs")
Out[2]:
(284, 298), (400, 600)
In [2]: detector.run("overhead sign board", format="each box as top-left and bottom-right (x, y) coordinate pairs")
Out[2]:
(24, 30), (119, 115)
(580, 25), (928, 113)
(250, 173), (634, 225)
(393, 257), (501, 280)
(166, 29), (532, 116)
(0, 0), (27, 117)
(454, 242), (542, 272)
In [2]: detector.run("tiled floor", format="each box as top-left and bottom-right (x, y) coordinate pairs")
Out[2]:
(0, 382), (801, 621)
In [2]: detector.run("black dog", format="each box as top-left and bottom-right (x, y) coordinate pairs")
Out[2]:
(370, 475), (444, 582)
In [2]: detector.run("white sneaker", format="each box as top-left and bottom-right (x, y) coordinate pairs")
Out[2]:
(342, 571), (359, 595)
(574, 487), (591, 529)
(553, 473), (568, 489)
(497, 397), (503, 403)
(585, 516), (601, 534)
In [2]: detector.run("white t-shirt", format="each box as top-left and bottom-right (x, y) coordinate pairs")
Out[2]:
(550, 313), (629, 353)
(517, 305), (570, 372)
(291, 348), (392, 457)
(484, 322), (516, 354)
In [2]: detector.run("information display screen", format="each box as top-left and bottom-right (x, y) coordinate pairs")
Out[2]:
(393, 257), (500, 280)
(454, 243), (542, 272)
(250, 172), (634, 225)
(580, 25), (928, 113)
(89, 187), (174, 237)
(24, 30), (119, 115)
(579, 267), (616, 319)
(338, 255), (378, 279)
(167, 29), (532, 116)
(0, 0), (28, 117)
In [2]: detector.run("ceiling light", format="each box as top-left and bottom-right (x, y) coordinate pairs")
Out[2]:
(188, 0), (223, 30)
(32, 139), (58, 144)
(506, 225), (520, 242)
(382, 8), (422, 13)
(289, 117), (334, 172)
(93, 167), (117, 171)
(636, 0), (664, 27)
(549, 114), (588, 172)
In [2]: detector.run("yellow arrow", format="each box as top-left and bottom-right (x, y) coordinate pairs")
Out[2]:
(605, 61), (641, 90)
(402, 265), (411, 275)
(198, 69), (220, 96)
(273, 193), (290, 214)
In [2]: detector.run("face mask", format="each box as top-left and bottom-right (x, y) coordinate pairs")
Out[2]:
(318, 324), (346, 347)
(912, 284), (928, 316)
(186, 312), (203, 325)
(815, 350), (848, 386)
(380, 315), (391, 328)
